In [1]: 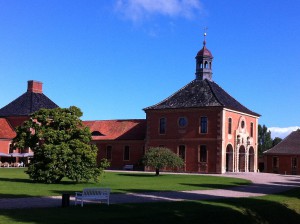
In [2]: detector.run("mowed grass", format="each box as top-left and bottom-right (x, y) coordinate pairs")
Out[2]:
(0, 168), (250, 198)
(0, 187), (299, 224)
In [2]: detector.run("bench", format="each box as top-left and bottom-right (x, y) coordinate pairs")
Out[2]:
(75, 188), (111, 207)
(123, 164), (134, 170)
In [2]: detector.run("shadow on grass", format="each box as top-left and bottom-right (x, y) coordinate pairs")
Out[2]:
(0, 191), (299, 224)
(180, 182), (249, 190)
(0, 177), (79, 185)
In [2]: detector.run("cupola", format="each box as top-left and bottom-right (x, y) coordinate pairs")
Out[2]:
(195, 33), (213, 81)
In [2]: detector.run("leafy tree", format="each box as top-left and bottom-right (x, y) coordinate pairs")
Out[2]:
(272, 137), (282, 147)
(13, 106), (109, 184)
(258, 124), (273, 155)
(143, 147), (184, 176)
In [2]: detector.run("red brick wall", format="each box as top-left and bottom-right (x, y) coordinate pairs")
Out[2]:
(0, 140), (11, 154)
(93, 140), (145, 170)
(6, 116), (29, 129)
(145, 108), (222, 173)
(264, 154), (300, 175)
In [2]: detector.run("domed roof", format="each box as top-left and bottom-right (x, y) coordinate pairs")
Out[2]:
(196, 41), (213, 57)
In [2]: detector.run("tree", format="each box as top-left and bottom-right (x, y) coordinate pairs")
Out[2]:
(13, 106), (109, 184)
(272, 137), (282, 147)
(258, 124), (273, 155)
(142, 147), (184, 176)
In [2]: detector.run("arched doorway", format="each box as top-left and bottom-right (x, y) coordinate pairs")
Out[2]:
(239, 146), (246, 172)
(226, 144), (234, 172)
(248, 147), (254, 172)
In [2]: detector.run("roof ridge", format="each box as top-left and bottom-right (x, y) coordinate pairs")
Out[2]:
(205, 80), (224, 106)
(143, 80), (195, 111)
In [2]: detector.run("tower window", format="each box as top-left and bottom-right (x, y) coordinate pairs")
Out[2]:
(204, 61), (208, 68)
(200, 117), (208, 133)
(200, 63), (203, 68)
(159, 118), (166, 134)
(209, 62), (212, 69)
(228, 118), (232, 134)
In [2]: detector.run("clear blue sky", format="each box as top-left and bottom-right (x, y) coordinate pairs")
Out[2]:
(0, 0), (299, 137)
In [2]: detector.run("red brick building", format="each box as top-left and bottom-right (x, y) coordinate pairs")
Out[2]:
(264, 130), (300, 175)
(86, 37), (260, 173)
(0, 80), (58, 165)
(0, 37), (260, 174)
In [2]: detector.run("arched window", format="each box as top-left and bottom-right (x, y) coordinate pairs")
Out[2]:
(200, 62), (203, 68)
(228, 118), (232, 134)
(204, 61), (208, 68)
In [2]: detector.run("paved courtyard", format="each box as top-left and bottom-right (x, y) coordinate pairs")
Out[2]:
(0, 172), (300, 209)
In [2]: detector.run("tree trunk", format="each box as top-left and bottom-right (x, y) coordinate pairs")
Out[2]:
(155, 168), (160, 176)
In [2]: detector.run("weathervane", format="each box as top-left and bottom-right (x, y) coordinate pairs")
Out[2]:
(203, 26), (208, 46)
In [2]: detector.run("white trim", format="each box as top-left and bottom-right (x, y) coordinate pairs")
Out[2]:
(224, 108), (260, 118)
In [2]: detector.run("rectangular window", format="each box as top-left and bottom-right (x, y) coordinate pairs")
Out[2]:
(106, 146), (112, 160)
(200, 145), (207, 162)
(292, 157), (297, 169)
(228, 118), (232, 134)
(159, 118), (166, 134)
(250, 122), (254, 137)
(124, 146), (130, 161)
(200, 117), (208, 133)
(178, 145), (185, 161)
(272, 157), (279, 168)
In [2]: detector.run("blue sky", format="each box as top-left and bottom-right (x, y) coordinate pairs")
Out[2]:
(0, 0), (299, 138)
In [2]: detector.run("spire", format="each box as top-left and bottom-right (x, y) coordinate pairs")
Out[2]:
(195, 29), (213, 81)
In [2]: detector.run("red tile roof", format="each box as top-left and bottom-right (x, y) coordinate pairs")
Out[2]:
(264, 129), (300, 155)
(83, 119), (146, 141)
(0, 118), (16, 139)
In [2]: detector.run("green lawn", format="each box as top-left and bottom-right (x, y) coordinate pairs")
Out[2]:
(0, 187), (299, 224)
(0, 168), (250, 197)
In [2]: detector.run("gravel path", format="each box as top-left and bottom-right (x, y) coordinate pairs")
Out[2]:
(1, 172), (300, 210)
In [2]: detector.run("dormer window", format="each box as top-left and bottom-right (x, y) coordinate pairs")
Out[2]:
(91, 131), (104, 136)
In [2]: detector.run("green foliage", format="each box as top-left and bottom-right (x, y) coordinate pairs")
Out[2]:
(13, 106), (109, 184)
(258, 124), (273, 155)
(143, 147), (184, 175)
(272, 137), (282, 147)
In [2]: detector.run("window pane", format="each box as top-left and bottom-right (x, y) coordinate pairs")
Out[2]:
(273, 157), (278, 168)
(228, 118), (232, 134)
(106, 146), (112, 160)
(179, 145), (185, 160)
(124, 146), (130, 161)
(292, 158), (297, 168)
(159, 118), (166, 134)
(200, 145), (207, 162)
(200, 117), (208, 133)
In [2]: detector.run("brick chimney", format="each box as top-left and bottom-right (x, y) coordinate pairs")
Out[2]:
(27, 80), (43, 93)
